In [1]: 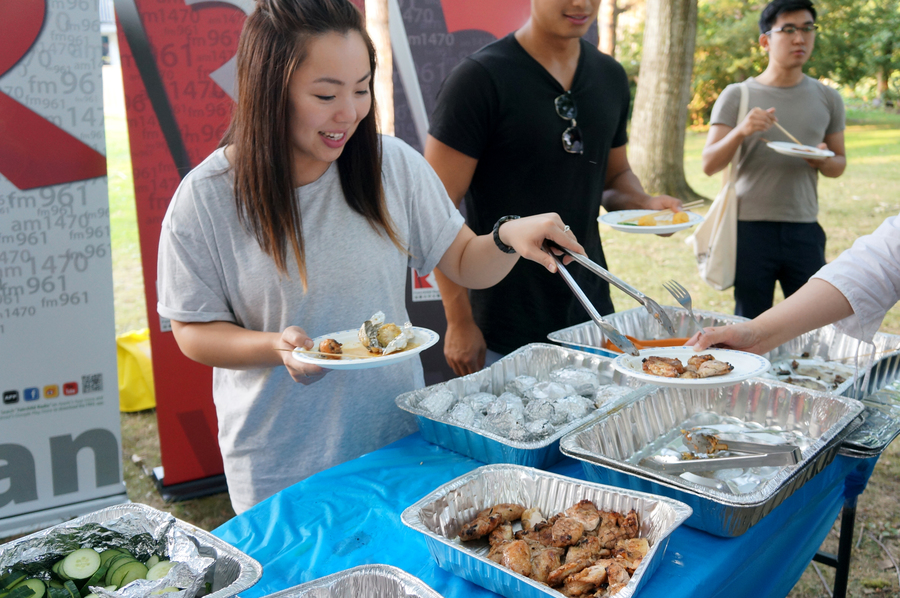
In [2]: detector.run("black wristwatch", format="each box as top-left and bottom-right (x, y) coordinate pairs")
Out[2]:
(492, 215), (521, 254)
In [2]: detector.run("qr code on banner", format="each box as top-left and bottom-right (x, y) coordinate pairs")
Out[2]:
(82, 373), (103, 393)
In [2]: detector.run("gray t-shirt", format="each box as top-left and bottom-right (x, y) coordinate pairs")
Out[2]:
(157, 135), (465, 513)
(709, 76), (844, 222)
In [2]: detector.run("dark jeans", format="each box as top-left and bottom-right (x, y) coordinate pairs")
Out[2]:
(734, 221), (826, 319)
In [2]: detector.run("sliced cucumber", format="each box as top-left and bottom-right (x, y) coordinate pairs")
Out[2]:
(97, 550), (125, 568)
(78, 566), (107, 598)
(14, 581), (44, 598)
(4, 586), (36, 598)
(46, 588), (68, 598)
(144, 556), (160, 569)
(111, 562), (147, 589)
(46, 582), (63, 590)
(0, 572), (28, 592)
(103, 556), (136, 586)
(61, 581), (79, 598)
(61, 550), (100, 582)
(145, 562), (174, 582)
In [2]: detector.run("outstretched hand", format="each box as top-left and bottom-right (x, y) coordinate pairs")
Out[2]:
(686, 322), (765, 355)
(497, 213), (584, 273)
(279, 326), (328, 385)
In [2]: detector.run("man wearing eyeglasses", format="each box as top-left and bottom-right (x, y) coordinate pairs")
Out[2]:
(424, 0), (682, 376)
(702, 0), (846, 319)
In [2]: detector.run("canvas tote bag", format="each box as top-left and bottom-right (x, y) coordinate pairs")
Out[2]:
(687, 82), (749, 291)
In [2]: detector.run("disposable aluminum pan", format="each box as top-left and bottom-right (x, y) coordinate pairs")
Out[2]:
(0, 503), (261, 598)
(547, 306), (748, 358)
(559, 380), (864, 537)
(401, 464), (691, 598)
(395, 343), (648, 469)
(262, 564), (444, 597)
(764, 328), (900, 397)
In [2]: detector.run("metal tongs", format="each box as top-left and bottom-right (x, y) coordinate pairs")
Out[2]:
(638, 430), (802, 474)
(544, 240), (677, 336)
(543, 241), (639, 356)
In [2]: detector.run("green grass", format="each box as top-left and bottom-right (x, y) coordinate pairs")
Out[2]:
(81, 107), (900, 594)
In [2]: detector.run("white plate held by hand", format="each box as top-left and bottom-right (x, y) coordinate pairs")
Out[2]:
(767, 141), (834, 159)
(598, 210), (704, 235)
(612, 347), (771, 389)
(292, 326), (439, 370)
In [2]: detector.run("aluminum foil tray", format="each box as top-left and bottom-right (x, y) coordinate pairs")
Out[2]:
(0, 503), (262, 598)
(401, 464), (691, 598)
(547, 306), (747, 358)
(763, 329), (900, 397)
(261, 564), (443, 597)
(395, 343), (648, 469)
(559, 380), (864, 537)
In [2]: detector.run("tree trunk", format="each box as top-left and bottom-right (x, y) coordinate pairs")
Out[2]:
(629, 0), (704, 202)
(365, 0), (394, 135)
(599, 0), (618, 57)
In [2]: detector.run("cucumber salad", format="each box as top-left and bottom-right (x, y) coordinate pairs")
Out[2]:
(1, 548), (182, 598)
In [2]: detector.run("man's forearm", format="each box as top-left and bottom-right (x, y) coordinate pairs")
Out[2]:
(434, 267), (476, 325)
(601, 169), (652, 212)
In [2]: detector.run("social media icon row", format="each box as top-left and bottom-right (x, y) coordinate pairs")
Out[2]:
(3, 382), (79, 404)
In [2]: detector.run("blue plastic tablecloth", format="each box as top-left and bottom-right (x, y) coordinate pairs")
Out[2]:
(213, 433), (860, 598)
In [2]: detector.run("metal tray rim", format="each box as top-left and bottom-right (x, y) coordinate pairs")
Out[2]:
(0, 503), (262, 598)
(401, 463), (692, 598)
(259, 564), (444, 598)
(559, 380), (865, 507)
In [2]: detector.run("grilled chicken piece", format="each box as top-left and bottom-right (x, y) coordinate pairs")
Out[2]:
(459, 511), (502, 542)
(522, 507), (547, 532)
(605, 561), (631, 595)
(480, 503), (526, 523)
(530, 546), (565, 583)
(687, 354), (715, 369)
(614, 537), (649, 573)
(678, 369), (701, 379)
(547, 558), (592, 586)
(551, 516), (585, 547)
(697, 359), (734, 378)
(641, 356), (684, 377)
(498, 540), (532, 577)
(566, 535), (607, 564)
(318, 338), (343, 358)
(515, 520), (555, 547)
(489, 523), (513, 547)
(620, 510), (640, 539)
(563, 560), (612, 596)
(565, 499), (600, 532)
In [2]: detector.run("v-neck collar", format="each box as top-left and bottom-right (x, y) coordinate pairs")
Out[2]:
(507, 34), (587, 94)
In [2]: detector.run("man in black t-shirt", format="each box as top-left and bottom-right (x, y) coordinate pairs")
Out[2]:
(426, 0), (683, 375)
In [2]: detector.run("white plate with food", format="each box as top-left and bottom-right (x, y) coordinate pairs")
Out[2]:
(292, 326), (439, 370)
(612, 347), (771, 389)
(766, 141), (834, 159)
(598, 210), (703, 235)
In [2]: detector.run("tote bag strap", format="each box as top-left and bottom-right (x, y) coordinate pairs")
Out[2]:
(726, 82), (750, 185)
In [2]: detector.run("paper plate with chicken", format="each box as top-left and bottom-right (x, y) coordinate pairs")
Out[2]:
(292, 311), (439, 370)
(612, 347), (770, 389)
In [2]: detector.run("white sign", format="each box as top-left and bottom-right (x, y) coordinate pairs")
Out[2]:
(0, 0), (127, 536)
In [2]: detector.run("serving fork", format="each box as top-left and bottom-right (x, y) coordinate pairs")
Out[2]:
(662, 279), (704, 333)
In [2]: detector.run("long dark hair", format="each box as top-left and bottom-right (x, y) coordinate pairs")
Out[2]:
(221, 0), (403, 290)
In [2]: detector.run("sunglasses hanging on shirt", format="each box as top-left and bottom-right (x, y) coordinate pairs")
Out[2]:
(554, 91), (584, 155)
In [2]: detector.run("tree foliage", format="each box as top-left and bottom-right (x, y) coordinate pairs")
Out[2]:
(688, 0), (900, 125)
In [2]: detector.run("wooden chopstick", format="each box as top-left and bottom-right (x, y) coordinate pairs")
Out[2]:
(773, 121), (803, 145)
(619, 200), (705, 224)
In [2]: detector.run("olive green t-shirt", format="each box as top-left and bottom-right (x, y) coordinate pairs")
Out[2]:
(709, 76), (845, 222)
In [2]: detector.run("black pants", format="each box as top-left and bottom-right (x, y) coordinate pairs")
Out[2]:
(734, 221), (826, 319)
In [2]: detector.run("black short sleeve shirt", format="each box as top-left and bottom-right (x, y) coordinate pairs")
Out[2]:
(429, 34), (631, 353)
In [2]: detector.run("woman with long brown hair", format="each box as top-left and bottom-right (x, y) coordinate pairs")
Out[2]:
(157, 0), (580, 513)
